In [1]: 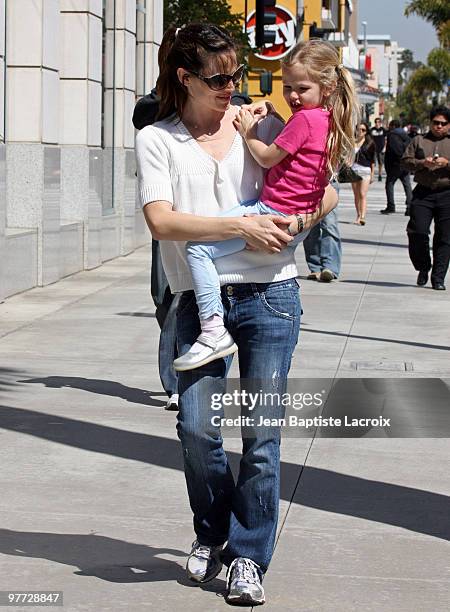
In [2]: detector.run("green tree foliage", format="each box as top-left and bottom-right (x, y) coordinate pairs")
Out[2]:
(439, 20), (450, 48)
(398, 49), (423, 85)
(405, 0), (450, 47)
(164, 0), (250, 60)
(427, 47), (450, 84)
(397, 66), (442, 124)
(400, 1), (450, 124)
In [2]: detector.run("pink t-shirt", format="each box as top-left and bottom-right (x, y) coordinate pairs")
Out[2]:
(260, 107), (330, 214)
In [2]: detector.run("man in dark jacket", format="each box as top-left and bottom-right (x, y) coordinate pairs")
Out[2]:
(402, 105), (450, 290)
(380, 119), (412, 215)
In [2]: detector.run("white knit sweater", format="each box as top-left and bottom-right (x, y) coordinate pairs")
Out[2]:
(135, 110), (299, 293)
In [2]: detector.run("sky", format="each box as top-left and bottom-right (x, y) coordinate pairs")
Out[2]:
(358, 0), (439, 63)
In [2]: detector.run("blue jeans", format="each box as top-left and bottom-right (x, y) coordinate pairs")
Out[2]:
(186, 200), (309, 321)
(157, 290), (179, 397)
(303, 208), (342, 277)
(176, 279), (301, 573)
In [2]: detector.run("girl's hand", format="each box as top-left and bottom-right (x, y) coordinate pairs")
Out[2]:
(233, 108), (258, 138)
(242, 100), (285, 124)
(241, 100), (276, 118)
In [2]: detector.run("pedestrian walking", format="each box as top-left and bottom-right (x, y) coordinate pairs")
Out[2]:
(304, 190), (342, 283)
(380, 119), (412, 215)
(402, 106), (450, 290)
(135, 24), (346, 606)
(351, 122), (375, 225)
(370, 117), (387, 181)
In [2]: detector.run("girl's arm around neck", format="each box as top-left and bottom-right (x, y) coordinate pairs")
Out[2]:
(234, 109), (288, 169)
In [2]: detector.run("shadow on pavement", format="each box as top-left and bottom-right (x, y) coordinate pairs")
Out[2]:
(341, 238), (407, 249)
(340, 279), (417, 288)
(1, 405), (450, 542)
(117, 312), (156, 318)
(302, 327), (450, 352)
(21, 376), (167, 408)
(0, 529), (185, 583)
(0, 368), (24, 393)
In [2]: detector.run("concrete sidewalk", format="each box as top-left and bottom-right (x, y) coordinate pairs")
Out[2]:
(0, 180), (449, 611)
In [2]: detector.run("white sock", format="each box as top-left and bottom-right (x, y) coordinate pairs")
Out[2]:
(201, 314), (226, 339)
(187, 315), (226, 356)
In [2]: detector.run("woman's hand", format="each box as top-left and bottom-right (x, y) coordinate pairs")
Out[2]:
(233, 108), (258, 138)
(295, 185), (339, 232)
(239, 214), (293, 253)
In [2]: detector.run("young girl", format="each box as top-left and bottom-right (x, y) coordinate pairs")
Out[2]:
(173, 38), (359, 372)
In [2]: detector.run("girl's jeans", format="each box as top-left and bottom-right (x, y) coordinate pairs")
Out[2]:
(176, 278), (301, 573)
(186, 199), (310, 320)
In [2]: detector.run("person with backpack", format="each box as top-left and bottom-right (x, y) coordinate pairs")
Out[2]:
(380, 119), (413, 215)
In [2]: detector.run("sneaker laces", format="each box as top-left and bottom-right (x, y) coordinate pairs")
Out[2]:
(227, 558), (260, 587)
(191, 540), (211, 561)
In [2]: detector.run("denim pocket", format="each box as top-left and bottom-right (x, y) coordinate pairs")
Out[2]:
(259, 283), (300, 320)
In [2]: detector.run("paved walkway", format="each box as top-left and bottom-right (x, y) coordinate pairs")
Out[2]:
(0, 181), (449, 611)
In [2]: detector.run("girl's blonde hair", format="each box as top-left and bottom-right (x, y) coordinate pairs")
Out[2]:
(282, 39), (359, 178)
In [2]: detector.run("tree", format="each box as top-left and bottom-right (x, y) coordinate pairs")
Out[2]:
(396, 66), (442, 124)
(427, 47), (450, 85)
(404, 1), (450, 108)
(405, 0), (450, 47)
(164, 0), (250, 59)
(397, 49), (422, 86)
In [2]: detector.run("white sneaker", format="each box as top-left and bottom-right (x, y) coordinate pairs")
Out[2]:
(226, 557), (265, 605)
(173, 330), (237, 372)
(186, 540), (223, 583)
(165, 393), (179, 411)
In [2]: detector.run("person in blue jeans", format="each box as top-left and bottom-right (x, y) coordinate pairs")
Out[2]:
(174, 40), (358, 372)
(303, 187), (342, 282)
(135, 24), (337, 606)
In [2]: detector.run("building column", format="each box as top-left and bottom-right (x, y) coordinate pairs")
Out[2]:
(104, 0), (136, 256)
(60, 0), (103, 270)
(136, 0), (164, 98)
(134, 0), (163, 247)
(6, 0), (60, 286)
(0, 0), (5, 300)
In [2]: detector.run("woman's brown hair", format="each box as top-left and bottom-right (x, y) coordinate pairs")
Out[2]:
(156, 24), (236, 121)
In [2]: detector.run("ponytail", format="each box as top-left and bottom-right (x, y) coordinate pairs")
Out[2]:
(327, 64), (360, 176)
(156, 27), (185, 121)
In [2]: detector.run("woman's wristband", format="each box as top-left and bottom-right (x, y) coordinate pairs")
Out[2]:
(287, 214), (304, 236)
